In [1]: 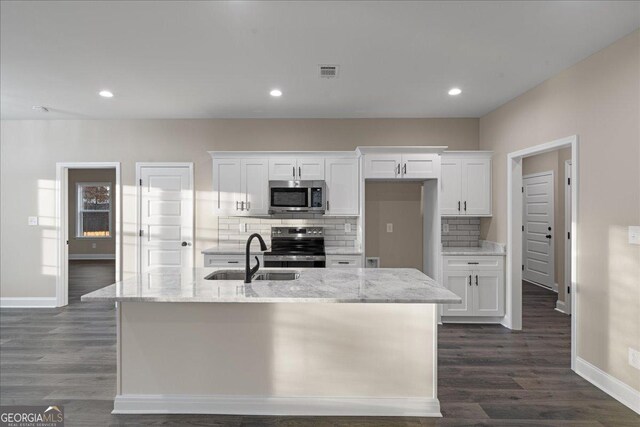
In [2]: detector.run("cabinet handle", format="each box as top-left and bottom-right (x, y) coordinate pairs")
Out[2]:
(338, 261), (350, 265)
(475, 275), (478, 286)
(467, 262), (479, 265)
(293, 166), (296, 178)
(403, 163), (407, 174)
(227, 261), (239, 264)
(240, 201), (245, 211)
(327, 200), (330, 211)
(397, 164), (400, 175)
(236, 201), (240, 210)
(464, 201), (467, 211)
(458, 201), (461, 212)
(246, 201), (250, 211)
(298, 166), (301, 178)
(469, 274), (472, 286)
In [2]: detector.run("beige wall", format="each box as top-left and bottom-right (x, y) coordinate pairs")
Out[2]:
(365, 182), (423, 270)
(0, 118), (478, 298)
(522, 147), (571, 301)
(480, 30), (640, 391)
(68, 168), (116, 256)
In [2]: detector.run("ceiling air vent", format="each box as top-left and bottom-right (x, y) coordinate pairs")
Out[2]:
(319, 65), (339, 79)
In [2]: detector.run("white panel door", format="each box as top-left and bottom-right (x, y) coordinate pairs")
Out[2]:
(269, 158), (297, 180)
(213, 158), (242, 215)
(473, 270), (504, 316)
(401, 154), (439, 179)
(140, 165), (193, 272)
(462, 158), (491, 215)
(363, 154), (401, 179)
(325, 158), (359, 215)
(297, 158), (325, 180)
(442, 270), (473, 316)
(241, 159), (269, 215)
(522, 172), (555, 288)
(440, 158), (462, 215)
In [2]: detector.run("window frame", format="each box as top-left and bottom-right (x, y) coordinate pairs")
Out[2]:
(76, 181), (112, 239)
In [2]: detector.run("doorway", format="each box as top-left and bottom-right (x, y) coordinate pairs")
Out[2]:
(55, 162), (122, 307)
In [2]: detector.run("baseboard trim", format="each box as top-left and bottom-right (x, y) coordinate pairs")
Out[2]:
(555, 300), (570, 315)
(69, 254), (115, 260)
(112, 395), (442, 417)
(0, 297), (57, 308)
(575, 357), (640, 415)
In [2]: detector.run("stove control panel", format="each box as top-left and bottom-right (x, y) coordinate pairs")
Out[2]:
(271, 227), (324, 238)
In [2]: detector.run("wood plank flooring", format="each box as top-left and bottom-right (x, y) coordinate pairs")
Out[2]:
(1, 262), (638, 426)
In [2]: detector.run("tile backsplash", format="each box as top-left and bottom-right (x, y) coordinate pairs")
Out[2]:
(218, 215), (359, 248)
(442, 218), (481, 247)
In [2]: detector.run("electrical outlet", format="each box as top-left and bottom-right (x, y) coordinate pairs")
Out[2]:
(344, 223), (351, 233)
(630, 347), (640, 370)
(28, 216), (38, 226)
(386, 223), (393, 233)
(92, 243), (97, 249)
(443, 223), (450, 233)
(629, 226), (640, 245)
(239, 223), (247, 233)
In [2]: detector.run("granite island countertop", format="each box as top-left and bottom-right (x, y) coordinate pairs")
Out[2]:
(81, 267), (460, 304)
(201, 244), (363, 256)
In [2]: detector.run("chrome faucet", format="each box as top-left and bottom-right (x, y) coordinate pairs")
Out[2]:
(245, 233), (268, 283)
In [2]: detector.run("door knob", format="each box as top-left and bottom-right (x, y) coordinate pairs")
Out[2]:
(181, 241), (191, 247)
(545, 235), (552, 239)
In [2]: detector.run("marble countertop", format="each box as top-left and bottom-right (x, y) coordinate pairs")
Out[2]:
(442, 241), (506, 256)
(81, 267), (461, 304)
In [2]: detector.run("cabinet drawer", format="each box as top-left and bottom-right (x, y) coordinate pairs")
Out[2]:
(326, 255), (363, 268)
(205, 254), (263, 267)
(443, 256), (503, 271)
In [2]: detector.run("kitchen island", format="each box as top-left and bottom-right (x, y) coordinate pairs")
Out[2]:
(82, 267), (460, 417)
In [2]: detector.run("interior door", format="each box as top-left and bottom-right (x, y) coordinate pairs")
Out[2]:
(241, 159), (269, 215)
(325, 158), (359, 215)
(440, 157), (462, 215)
(522, 172), (555, 288)
(139, 165), (193, 272)
(442, 270), (473, 316)
(462, 158), (491, 215)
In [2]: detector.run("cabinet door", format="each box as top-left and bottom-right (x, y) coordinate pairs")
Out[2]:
(442, 270), (473, 316)
(462, 158), (491, 216)
(472, 270), (504, 316)
(268, 158), (297, 180)
(363, 154), (401, 179)
(298, 158), (325, 180)
(241, 159), (269, 215)
(213, 158), (242, 215)
(325, 158), (359, 216)
(401, 154), (439, 179)
(440, 157), (462, 216)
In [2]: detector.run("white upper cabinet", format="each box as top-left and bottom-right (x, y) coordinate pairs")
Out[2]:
(241, 159), (269, 215)
(364, 153), (439, 179)
(213, 158), (242, 215)
(268, 157), (325, 181)
(440, 152), (492, 216)
(213, 158), (268, 215)
(325, 158), (359, 216)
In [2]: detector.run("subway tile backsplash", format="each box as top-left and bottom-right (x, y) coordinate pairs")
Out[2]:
(441, 217), (481, 247)
(218, 215), (359, 248)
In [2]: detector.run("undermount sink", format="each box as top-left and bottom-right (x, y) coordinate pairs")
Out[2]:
(205, 270), (300, 281)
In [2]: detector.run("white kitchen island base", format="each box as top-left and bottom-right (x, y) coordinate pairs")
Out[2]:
(113, 301), (440, 416)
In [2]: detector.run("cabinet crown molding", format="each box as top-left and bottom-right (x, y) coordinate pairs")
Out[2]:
(356, 146), (448, 155)
(442, 151), (493, 158)
(209, 151), (358, 158)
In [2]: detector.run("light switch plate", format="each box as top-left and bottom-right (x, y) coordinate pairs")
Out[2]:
(629, 226), (640, 245)
(629, 347), (640, 370)
(386, 223), (393, 233)
(28, 216), (38, 226)
(344, 223), (351, 233)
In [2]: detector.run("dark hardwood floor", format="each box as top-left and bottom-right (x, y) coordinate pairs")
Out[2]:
(1, 263), (638, 426)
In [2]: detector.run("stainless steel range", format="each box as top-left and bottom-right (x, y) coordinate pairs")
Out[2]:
(263, 227), (326, 268)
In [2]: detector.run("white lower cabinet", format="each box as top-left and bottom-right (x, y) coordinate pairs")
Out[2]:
(441, 256), (504, 319)
(204, 254), (263, 268)
(326, 255), (363, 268)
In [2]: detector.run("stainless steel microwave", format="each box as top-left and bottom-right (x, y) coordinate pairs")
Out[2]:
(268, 180), (326, 214)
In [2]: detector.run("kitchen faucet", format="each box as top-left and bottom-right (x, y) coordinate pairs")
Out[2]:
(245, 233), (268, 283)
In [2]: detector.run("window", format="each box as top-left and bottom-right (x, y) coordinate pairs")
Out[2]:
(77, 182), (111, 238)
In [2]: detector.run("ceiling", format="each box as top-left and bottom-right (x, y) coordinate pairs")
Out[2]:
(1, 1), (639, 119)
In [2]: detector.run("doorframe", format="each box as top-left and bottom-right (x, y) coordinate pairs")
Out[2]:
(55, 162), (122, 307)
(563, 160), (572, 314)
(505, 135), (578, 370)
(522, 170), (555, 291)
(135, 162), (195, 274)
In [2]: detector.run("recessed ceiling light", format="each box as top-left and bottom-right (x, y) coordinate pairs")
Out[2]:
(99, 90), (114, 98)
(270, 89), (282, 97)
(32, 105), (49, 112)
(448, 87), (462, 96)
